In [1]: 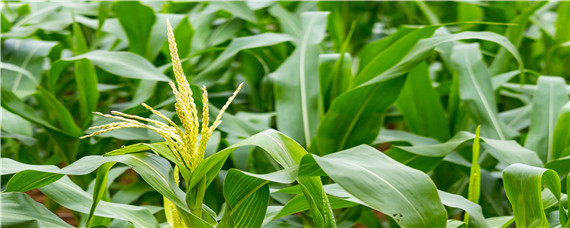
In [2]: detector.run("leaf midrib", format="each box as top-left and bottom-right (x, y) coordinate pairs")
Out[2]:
(299, 15), (318, 146)
(333, 159), (428, 227)
(463, 52), (505, 140)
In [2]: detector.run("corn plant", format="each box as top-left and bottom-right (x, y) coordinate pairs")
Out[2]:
(1, 1), (569, 228)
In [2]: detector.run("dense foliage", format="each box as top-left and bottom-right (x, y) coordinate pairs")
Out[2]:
(1, 1), (569, 227)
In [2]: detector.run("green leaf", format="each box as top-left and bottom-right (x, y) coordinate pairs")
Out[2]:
(545, 156), (570, 176)
(211, 1), (257, 23)
(268, 4), (301, 38)
(72, 21), (99, 127)
(196, 33), (293, 86)
(206, 19), (241, 47)
(438, 190), (488, 228)
(34, 87), (83, 137)
(1, 153), (188, 214)
(357, 30), (524, 88)
(0, 62), (38, 86)
(86, 162), (116, 227)
(305, 145), (447, 227)
(1, 87), (78, 164)
(1, 192), (73, 227)
(220, 169), (274, 228)
(485, 216), (514, 228)
(449, 43), (517, 140)
(271, 192), (357, 222)
(465, 126), (481, 226)
(375, 128), (440, 146)
(315, 76), (405, 155)
(1, 87), (59, 133)
(274, 11), (329, 147)
(396, 62), (450, 141)
(318, 53), (352, 112)
(189, 129), (336, 227)
(2, 38), (59, 97)
(503, 164), (563, 227)
(5, 171), (64, 192)
(552, 102), (570, 161)
(556, 2), (570, 42)
(50, 50), (170, 88)
(386, 131), (543, 172)
(489, 2), (547, 74)
(353, 26), (438, 86)
(525, 76), (569, 163)
(112, 1), (156, 55)
(40, 176), (159, 227)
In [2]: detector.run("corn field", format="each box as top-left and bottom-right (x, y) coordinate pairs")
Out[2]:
(1, 1), (569, 228)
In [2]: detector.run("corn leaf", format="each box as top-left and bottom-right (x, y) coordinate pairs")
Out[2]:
(503, 164), (562, 227)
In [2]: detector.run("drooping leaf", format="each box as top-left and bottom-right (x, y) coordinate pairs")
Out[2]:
(438, 190), (488, 228)
(50, 50), (170, 88)
(211, 1), (257, 23)
(355, 30), (524, 88)
(385, 131), (543, 172)
(189, 129), (336, 227)
(302, 145), (448, 227)
(40, 176), (159, 227)
(0, 192), (73, 228)
(503, 164), (562, 227)
(1, 153), (187, 213)
(5, 171), (64, 192)
(196, 33), (294, 86)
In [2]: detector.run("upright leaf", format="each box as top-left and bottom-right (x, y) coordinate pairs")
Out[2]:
(525, 76), (569, 162)
(72, 21), (99, 127)
(318, 53), (352, 111)
(396, 62), (450, 141)
(465, 126), (481, 226)
(86, 162), (116, 227)
(112, 1), (156, 56)
(315, 76), (405, 155)
(552, 102), (570, 161)
(274, 12), (329, 147)
(450, 43), (517, 140)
